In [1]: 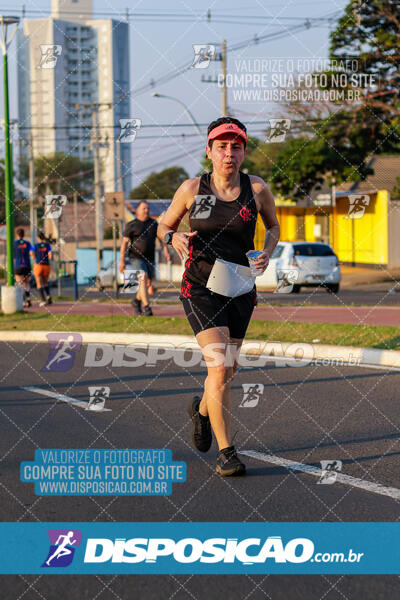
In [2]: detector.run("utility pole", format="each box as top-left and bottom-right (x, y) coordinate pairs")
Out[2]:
(91, 107), (103, 276)
(116, 139), (123, 193)
(77, 101), (112, 278)
(200, 40), (228, 116)
(73, 191), (78, 255)
(221, 39), (227, 116)
(29, 133), (37, 242)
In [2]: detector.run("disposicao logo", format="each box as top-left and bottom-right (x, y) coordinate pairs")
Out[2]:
(42, 529), (82, 567)
(83, 536), (314, 564)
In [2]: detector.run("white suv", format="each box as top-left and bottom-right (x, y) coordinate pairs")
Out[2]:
(259, 241), (341, 293)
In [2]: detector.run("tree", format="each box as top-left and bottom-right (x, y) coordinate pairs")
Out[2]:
(129, 166), (189, 199)
(269, 136), (372, 200)
(19, 152), (94, 198)
(327, 0), (400, 154)
(268, 0), (400, 199)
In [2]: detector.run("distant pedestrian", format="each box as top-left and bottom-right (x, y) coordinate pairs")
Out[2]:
(30, 231), (53, 306)
(13, 228), (33, 308)
(119, 201), (169, 315)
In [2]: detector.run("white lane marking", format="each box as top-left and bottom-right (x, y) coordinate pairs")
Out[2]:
(240, 450), (400, 501)
(21, 386), (111, 412)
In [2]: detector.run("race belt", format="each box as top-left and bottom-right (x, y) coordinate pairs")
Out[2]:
(206, 258), (255, 298)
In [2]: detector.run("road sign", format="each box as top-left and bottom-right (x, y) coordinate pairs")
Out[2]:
(104, 192), (125, 221)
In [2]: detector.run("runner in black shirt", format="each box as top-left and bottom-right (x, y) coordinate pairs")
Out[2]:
(158, 117), (280, 476)
(119, 201), (162, 315)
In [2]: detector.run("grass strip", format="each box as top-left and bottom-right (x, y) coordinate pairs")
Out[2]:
(0, 313), (399, 350)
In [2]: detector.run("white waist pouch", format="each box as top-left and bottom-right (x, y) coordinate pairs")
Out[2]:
(206, 258), (255, 298)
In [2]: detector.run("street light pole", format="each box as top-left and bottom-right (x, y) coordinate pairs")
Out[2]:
(152, 93), (204, 140)
(0, 15), (19, 287)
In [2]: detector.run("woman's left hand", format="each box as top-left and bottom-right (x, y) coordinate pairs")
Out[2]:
(253, 249), (270, 273)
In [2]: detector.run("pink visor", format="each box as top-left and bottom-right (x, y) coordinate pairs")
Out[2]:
(207, 123), (247, 145)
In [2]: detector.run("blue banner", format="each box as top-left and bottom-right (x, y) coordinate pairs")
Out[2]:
(0, 522), (398, 574)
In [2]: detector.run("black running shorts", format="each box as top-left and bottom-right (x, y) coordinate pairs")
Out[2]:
(15, 267), (31, 276)
(180, 276), (257, 339)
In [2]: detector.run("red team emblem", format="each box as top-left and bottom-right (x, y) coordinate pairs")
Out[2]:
(239, 206), (251, 221)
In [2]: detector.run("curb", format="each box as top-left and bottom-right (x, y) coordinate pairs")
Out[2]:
(1, 330), (400, 369)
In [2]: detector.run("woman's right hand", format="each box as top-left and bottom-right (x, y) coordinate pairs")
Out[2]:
(171, 231), (198, 261)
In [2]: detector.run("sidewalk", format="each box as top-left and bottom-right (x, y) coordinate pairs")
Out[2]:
(26, 301), (400, 326)
(339, 266), (400, 288)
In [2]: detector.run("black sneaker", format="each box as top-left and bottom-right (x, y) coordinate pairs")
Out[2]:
(216, 446), (246, 476)
(187, 396), (212, 452)
(46, 297), (52, 305)
(132, 298), (142, 315)
(142, 305), (153, 316)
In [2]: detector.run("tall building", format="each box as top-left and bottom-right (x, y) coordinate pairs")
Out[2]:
(17, 0), (131, 197)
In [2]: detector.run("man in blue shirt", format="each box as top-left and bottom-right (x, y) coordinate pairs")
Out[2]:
(13, 228), (33, 308)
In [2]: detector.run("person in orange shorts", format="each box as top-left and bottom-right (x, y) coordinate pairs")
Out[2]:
(30, 231), (53, 306)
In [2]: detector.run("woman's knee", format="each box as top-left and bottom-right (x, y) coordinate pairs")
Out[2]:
(206, 364), (234, 387)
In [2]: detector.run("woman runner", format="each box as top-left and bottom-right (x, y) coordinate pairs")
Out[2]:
(158, 117), (280, 476)
(30, 231), (53, 306)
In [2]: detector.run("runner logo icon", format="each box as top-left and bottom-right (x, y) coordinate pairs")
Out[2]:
(192, 195), (216, 219)
(37, 45), (62, 69)
(239, 383), (264, 408)
(42, 529), (82, 567)
(44, 194), (67, 219)
(191, 44), (216, 69)
(87, 386), (110, 411)
(317, 460), (342, 485)
(346, 195), (370, 219)
(267, 119), (291, 142)
(42, 333), (82, 372)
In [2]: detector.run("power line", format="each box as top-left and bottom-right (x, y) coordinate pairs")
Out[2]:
(0, 6), (343, 23)
(130, 10), (342, 98)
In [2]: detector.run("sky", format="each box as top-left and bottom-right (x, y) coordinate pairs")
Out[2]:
(2, 0), (349, 189)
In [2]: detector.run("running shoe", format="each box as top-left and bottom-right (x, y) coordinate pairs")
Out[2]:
(187, 396), (212, 452)
(39, 301), (47, 307)
(46, 297), (52, 305)
(142, 305), (153, 316)
(132, 298), (142, 315)
(216, 446), (246, 476)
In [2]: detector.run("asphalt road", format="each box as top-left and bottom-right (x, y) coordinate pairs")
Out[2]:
(59, 283), (400, 307)
(0, 342), (399, 599)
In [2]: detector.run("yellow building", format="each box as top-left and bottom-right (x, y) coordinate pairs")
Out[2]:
(255, 156), (400, 268)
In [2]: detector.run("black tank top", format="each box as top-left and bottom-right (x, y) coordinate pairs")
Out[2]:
(184, 171), (258, 286)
